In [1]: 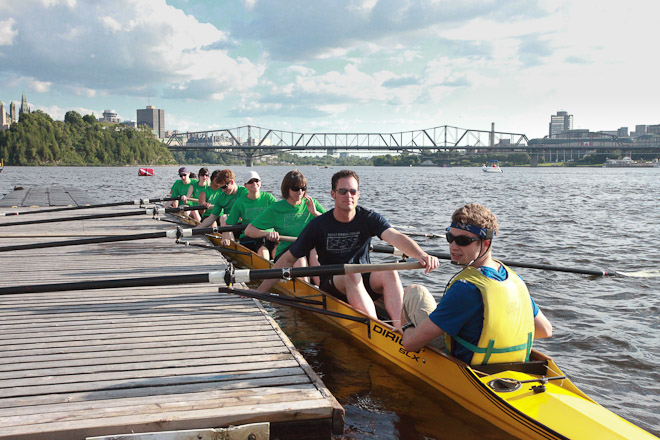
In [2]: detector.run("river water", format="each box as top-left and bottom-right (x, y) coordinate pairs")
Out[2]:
(1, 165), (659, 438)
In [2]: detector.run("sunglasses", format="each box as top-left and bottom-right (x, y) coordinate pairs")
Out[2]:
(247, 179), (260, 184)
(291, 186), (306, 192)
(179, 174), (188, 178)
(199, 174), (208, 177)
(335, 188), (358, 195)
(446, 232), (482, 246)
(219, 181), (231, 189)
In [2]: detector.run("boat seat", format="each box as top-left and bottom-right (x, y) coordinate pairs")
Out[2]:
(473, 360), (548, 376)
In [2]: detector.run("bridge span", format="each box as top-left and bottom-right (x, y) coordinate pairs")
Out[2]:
(164, 124), (529, 166)
(163, 124), (660, 166)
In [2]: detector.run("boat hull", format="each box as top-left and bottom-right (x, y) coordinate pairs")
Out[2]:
(208, 236), (657, 440)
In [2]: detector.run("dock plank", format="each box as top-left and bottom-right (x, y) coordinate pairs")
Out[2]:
(0, 191), (343, 439)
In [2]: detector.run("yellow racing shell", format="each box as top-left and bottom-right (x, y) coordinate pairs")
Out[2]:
(445, 262), (534, 365)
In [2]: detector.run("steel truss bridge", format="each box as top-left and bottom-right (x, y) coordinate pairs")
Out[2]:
(163, 125), (660, 166)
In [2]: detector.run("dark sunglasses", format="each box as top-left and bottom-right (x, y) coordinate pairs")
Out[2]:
(179, 174), (188, 178)
(291, 186), (306, 192)
(199, 173), (208, 177)
(219, 181), (231, 189)
(335, 188), (358, 195)
(247, 179), (260, 184)
(446, 232), (481, 246)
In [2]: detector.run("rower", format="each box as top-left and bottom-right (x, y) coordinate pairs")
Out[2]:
(165, 167), (196, 209)
(401, 203), (553, 365)
(254, 169), (438, 326)
(196, 169), (247, 229)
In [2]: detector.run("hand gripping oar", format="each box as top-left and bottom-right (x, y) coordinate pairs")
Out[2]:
(0, 224), (247, 253)
(371, 244), (622, 277)
(0, 196), (181, 217)
(0, 205), (205, 228)
(0, 261), (423, 295)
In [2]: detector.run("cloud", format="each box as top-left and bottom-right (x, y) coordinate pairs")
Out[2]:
(233, 0), (547, 60)
(0, 0), (263, 100)
(0, 18), (18, 46)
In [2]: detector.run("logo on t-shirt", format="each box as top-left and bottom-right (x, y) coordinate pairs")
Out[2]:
(326, 232), (361, 253)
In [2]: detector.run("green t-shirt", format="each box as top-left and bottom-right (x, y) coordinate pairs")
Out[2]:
(191, 181), (209, 199)
(201, 186), (222, 218)
(170, 179), (198, 206)
(210, 186), (248, 217)
(227, 191), (277, 238)
(250, 198), (326, 256)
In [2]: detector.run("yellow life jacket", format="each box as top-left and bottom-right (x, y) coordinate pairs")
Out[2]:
(444, 262), (534, 365)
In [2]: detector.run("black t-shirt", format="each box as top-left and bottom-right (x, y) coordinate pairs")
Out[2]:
(289, 206), (391, 265)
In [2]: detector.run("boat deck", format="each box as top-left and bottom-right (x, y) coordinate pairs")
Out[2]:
(0, 190), (343, 439)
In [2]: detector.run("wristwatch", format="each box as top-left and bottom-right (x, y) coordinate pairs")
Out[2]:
(401, 322), (415, 331)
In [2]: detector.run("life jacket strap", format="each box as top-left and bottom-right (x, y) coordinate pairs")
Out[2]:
(453, 332), (534, 365)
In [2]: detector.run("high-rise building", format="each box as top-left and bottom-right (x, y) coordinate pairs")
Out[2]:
(136, 105), (165, 139)
(19, 92), (30, 116)
(9, 102), (17, 123)
(0, 102), (7, 130)
(549, 111), (573, 137)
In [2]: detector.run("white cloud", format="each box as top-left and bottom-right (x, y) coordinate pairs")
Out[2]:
(1, 0), (262, 101)
(28, 78), (52, 92)
(0, 18), (18, 46)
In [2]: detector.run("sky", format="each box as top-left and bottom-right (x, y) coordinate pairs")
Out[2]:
(0, 0), (658, 139)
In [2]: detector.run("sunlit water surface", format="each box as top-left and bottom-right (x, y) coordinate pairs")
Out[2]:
(2, 165), (659, 438)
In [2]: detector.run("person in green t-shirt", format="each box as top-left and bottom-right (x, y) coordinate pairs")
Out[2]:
(185, 167), (210, 221)
(166, 167), (198, 216)
(196, 169), (247, 228)
(246, 170), (325, 276)
(223, 170), (278, 258)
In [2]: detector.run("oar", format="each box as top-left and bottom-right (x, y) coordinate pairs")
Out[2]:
(0, 224), (247, 253)
(0, 196), (181, 217)
(371, 244), (621, 277)
(0, 205), (205, 228)
(0, 261), (423, 295)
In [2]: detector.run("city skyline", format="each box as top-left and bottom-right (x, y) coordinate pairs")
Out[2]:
(1, 0), (659, 138)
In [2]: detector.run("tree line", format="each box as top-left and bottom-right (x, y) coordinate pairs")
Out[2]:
(0, 110), (175, 165)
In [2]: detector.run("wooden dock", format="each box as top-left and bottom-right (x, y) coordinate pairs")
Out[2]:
(0, 191), (343, 439)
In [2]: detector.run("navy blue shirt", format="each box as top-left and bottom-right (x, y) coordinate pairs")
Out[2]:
(289, 206), (391, 265)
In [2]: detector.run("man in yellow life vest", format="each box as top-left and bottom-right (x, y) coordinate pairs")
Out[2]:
(401, 203), (552, 365)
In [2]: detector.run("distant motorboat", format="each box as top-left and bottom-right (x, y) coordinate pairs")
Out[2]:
(0, 158), (3, 173)
(482, 160), (502, 173)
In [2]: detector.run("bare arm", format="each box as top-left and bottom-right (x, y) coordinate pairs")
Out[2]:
(256, 250), (297, 292)
(401, 318), (445, 352)
(245, 224), (280, 242)
(381, 228), (439, 274)
(196, 214), (217, 229)
(534, 309), (553, 339)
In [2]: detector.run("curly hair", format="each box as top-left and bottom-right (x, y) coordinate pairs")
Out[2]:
(451, 203), (499, 236)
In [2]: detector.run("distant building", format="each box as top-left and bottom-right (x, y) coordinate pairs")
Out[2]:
(647, 124), (660, 135)
(0, 102), (7, 130)
(549, 111), (573, 137)
(10, 102), (17, 124)
(121, 120), (137, 128)
(100, 110), (121, 123)
(137, 105), (165, 139)
(19, 92), (30, 116)
(617, 127), (629, 137)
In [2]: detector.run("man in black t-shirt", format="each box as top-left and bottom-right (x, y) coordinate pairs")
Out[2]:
(256, 169), (439, 326)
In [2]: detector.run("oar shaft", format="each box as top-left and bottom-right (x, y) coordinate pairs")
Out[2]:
(0, 272), (221, 295)
(0, 224), (247, 253)
(231, 261), (423, 283)
(0, 196), (180, 217)
(371, 244), (610, 277)
(0, 260), (424, 295)
(0, 205), (205, 228)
